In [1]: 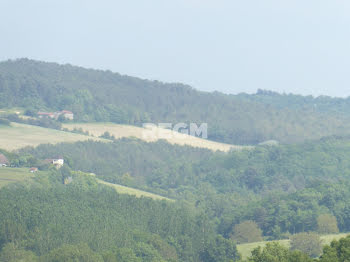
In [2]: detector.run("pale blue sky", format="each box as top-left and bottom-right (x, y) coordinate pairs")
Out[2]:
(1, 0), (350, 97)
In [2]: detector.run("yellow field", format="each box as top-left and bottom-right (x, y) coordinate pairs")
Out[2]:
(237, 233), (349, 260)
(0, 122), (107, 151)
(0, 167), (35, 188)
(63, 122), (252, 152)
(97, 178), (173, 201)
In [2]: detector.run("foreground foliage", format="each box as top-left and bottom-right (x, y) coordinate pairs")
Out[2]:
(248, 242), (313, 262)
(290, 232), (322, 258)
(22, 136), (350, 239)
(0, 171), (240, 262)
(247, 235), (350, 262)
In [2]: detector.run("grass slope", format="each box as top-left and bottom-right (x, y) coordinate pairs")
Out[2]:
(237, 233), (349, 260)
(63, 122), (251, 152)
(0, 122), (107, 151)
(0, 167), (172, 201)
(0, 167), (35, 188)
(97, 178), (173, 201)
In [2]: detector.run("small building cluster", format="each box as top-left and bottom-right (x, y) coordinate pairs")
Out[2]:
(29, 167), (38, 173)
(38, 110), (74, 120)
(29, 157), (64, 173)
(43, 158), (64, 169)
(0, 153), (65, 173)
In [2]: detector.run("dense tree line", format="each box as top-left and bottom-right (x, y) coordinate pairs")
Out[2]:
(0, 170), (240, 262)
(5, 58), (350, 260)
(246, 235), (350, 261)
(2, 59), (350, 144)
(19, 135), (350, 242)
(238, 89), (350, 116)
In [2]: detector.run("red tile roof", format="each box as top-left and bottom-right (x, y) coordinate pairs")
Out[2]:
(0, 154), (9, 164)
(61, 110), (73, 114)
(38, 112), (54, 116)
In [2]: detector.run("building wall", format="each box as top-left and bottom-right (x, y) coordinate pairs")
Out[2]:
(63, 113), (74, 120)
(52, 159), (64, 165)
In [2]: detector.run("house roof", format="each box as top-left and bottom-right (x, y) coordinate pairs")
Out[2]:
(43, 157), (63, 164)
(0, 154), (9, 164)
(61, 110), (73, 114)
(38, 112), (54, 116)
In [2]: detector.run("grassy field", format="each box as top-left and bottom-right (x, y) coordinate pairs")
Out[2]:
(0, 108), (24, 116)
(0, 167), (35, 188)
(63, 122), (252, 152)
(97, 178), (173, 201)
(0, 122), (107, 151)
(237, 233), (349, 260)
(0, 167), (172, 201)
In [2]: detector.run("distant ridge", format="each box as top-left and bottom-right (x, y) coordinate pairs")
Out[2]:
(2, 58), (350, 145)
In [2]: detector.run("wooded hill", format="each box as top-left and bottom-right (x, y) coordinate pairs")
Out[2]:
(3, 134), (350, 260)
(21, 135), (350, 239)
(2, 59), (350, 145)
(0, 170), (239, 262)
(3, 58), (350, 261)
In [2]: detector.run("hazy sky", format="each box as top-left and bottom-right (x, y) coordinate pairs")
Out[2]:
(1, 0), (350, 97)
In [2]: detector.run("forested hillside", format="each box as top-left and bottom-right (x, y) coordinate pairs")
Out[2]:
(2, 59), (350, 144)
(4, 58), (350, 261)
(238, 89), (350, 116)
(21, 135), (350, 240)
(0, 170), (240, 261)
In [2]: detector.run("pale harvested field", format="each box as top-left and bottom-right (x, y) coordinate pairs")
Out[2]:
(63, 123), (252, 152)
(0, 123), (107, 151)
(237, 233), (349, 260)
(97, 178), (173, 201)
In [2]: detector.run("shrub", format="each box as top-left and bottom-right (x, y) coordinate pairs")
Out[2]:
(0, 118), (10, 126)
(231, 220), (263, 244)
(100, 131), (116, 140)
(320, 235), (350, 262)
(317, 214), (339, 234)
(290, 232), (322, 258)
(249, 242), (313, 262)
(24, 108), (37, 117)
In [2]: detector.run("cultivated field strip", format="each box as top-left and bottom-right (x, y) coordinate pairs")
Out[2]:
(63, 122), (252, 152)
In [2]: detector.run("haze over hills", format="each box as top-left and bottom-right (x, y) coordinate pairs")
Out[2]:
(2, 59), (350, 145)
(3, 58), (350, 260)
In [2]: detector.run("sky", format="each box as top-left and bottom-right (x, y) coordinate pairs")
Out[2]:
(1, 0), (350, 97)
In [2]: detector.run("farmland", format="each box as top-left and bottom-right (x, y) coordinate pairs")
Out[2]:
(0, 167), (35, 188)
(0, 166), (172, 201)
(63, 122), (251, 152)
(0, 122), (107, 151)
(237, 233), (350, 260)
(96, 178), (173, 201)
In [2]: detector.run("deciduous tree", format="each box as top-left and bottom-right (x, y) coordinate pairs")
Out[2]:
(231, 220), (263, 244)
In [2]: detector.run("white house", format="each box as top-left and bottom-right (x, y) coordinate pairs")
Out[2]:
(44, 158), (64, 168)
(60, 110), (74, 120)
(52, 158), (64, 166)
